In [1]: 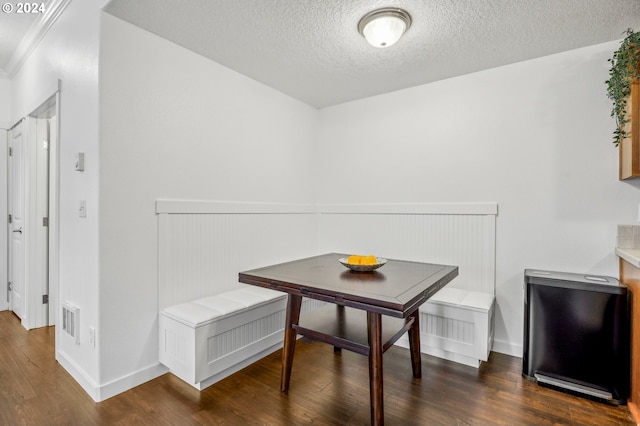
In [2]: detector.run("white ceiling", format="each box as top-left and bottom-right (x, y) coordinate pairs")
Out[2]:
(102, 0), (640, 108)
(3, 1), (640, 107)
(0, 7), (39, 72)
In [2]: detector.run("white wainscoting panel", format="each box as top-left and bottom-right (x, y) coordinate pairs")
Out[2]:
(157, 201), (498, 371)
(316, 203), (497, 294)
(157, 201), (317, 310)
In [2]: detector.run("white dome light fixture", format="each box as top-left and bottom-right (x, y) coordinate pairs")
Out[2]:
(358, 7), (412, 48)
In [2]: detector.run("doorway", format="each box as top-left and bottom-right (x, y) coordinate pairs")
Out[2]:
(7, 93), (59, 329)
(8, 119), (25, 321)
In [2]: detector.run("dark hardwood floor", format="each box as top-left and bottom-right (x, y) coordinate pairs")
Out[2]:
(0, 310), (634, 425)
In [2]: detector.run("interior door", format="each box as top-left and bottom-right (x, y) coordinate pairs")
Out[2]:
(8, 121), (25, 319)
(47, 114), (56, 326)
(28, 99), (56, 328)
(34, 117), (50, 325)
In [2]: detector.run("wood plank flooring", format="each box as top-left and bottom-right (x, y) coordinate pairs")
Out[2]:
(0, 310), (634, 425)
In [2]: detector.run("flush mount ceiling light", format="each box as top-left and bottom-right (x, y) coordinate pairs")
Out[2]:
(358, 7), (412, 48)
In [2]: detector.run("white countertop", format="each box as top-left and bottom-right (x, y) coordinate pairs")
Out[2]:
(616, 247), (640, 268)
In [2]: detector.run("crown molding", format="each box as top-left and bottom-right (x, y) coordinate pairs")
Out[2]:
(4, 0), (72, 78)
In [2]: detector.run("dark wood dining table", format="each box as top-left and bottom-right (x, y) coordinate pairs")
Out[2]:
(238, 253), (458, 425)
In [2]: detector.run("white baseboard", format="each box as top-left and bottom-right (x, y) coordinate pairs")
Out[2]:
(56, 349), (101, 401)
(491, 338), (523, 358)
(56, 349), (169, 402)
(97, 363), (169, 401)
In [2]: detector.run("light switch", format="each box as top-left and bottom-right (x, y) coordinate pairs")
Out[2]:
(79, 200), (86, 218)
(75, 152), (84, 171)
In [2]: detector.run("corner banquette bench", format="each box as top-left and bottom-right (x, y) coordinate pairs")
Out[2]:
(394, 287), (494, 368)
(159, 285), (322, 390)
(156, 200), (498, 390)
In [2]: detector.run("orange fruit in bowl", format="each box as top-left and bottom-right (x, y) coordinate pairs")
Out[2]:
(363, 255), (377, 265)
(346, 255), (378, 265)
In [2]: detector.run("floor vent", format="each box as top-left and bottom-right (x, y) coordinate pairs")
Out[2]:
(62, 303), (80, 345)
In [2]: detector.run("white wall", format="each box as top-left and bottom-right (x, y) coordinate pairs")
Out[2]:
(315, 41), (640, 356)
(10, 0), (103, 396)
(98, 14), (318, 397)
(0, 78), (11, 127)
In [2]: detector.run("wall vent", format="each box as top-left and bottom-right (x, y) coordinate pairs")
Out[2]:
(62, 303), (80, 345)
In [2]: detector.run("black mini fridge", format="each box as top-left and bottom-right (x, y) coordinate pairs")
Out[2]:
(523, 269), (630, 405)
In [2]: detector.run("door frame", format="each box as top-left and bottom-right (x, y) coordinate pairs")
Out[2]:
(7, 118), (26, 322)
(28, 92), (59, 329)
(0, 128), (6, 312)
(7, 91), (60, 329)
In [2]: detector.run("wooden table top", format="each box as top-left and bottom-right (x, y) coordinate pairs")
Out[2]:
(239, 253), (458, 317)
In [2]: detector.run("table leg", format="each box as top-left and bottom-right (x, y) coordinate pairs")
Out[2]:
(368, 311), (384, 426)
(281, 294), (302, 393)
(334, 305), (345, 353)
(408, 309), (422, 378)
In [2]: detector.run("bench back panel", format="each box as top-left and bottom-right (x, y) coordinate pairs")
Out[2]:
(157, 201), (317, 310)
(316, 203), (497, 295)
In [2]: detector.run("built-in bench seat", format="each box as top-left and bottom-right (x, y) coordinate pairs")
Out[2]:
(159, 286), (316, 390)
(397, 287), (495, 368)
(161, 283), (494, 390)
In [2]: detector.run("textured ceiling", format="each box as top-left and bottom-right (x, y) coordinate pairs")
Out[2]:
(102, 0), (640, 108)
(4, 0), (636, 108)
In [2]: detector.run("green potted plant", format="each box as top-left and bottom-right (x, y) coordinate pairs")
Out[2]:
(606, 29), (640, 147)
